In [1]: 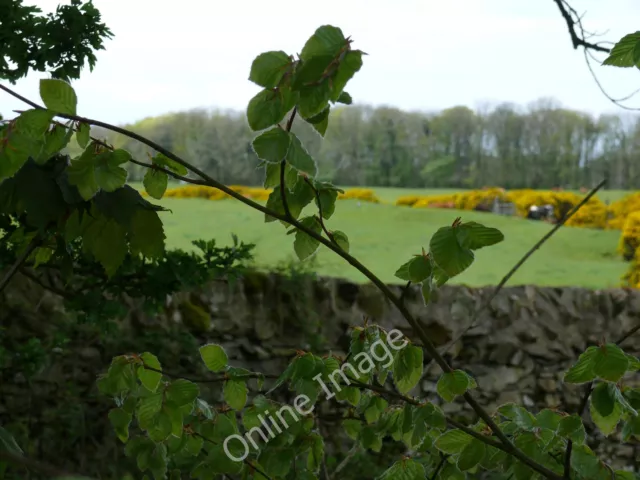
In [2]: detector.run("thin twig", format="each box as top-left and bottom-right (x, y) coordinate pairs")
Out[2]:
(430, 453), (449, 480)
(18, 267), (73, 300)
(329, 444), (360, 480)
(142, 363), (276, 384)
(551, 0), (610, 53)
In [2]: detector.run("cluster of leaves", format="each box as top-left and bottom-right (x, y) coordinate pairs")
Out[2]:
(394, 217), (504, 303)
(1, 0), (112, 83)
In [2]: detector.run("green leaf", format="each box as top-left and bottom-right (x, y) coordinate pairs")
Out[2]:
(591, 382), (617, 417)
(165, 379), (200, 407)
(253, 127), (291, 163)
(316, 188), (338, 219)
(294, 216), (322, 260)
(143, 169), (168, 199)
(392, 344), (423, 394)
(164, 402), (184, 438)
(293, 55), (335, 89)
(429, 226), (475, 277)
(627, 354), (640, 372)
(602, 32), (640, 67)
(247, 88), (290, 131)
(83, 214), (127, 277)
(378, 458), (426, 479)
(497, 403), (537, 431)
(306, 433), (324, 473)
(148, 410), (173, 442)
(15, 109), (54, 139)
(136, 393), (163, 429)
(300, 25), (346, 61)
(137, 352), (162, 393)
(286, 133), (317, 177)
(129, 209), (165, 259)
(185, 435), (203, 456)
(95, 150), (128, 192)
(456, 221), (504, 250)
(39, 123), (74, 163)
(564, 346), (598, 384)
(305, 107), (330, 137)
(67, 149), (99, 200)
(342, 419), (362, 440)
(570, 444), (603, 479)
(39, 79), (77, 115)
(435, 429), (472, 454)
(590, 385), (622, 436)
(76, 122), (90, 148)
(297, 82), (331, 119)
(329, 50), (364, 101)
(249, 51), (292, 88)
(109, 407), (132, 443)
(558, 414), (586, 444)
(336, 91), (352, 105)
(408, 255), (433, 283)
(332, 230), (349, 253)
(259, 447), (295, 478)
(457, 438), (486, 471)
(224, 379), (248, 411)
(199, 344), (228, 372)
(592, 344), (629, 382)
(437, 370), (476, 402)
(264, 180), (315, 223)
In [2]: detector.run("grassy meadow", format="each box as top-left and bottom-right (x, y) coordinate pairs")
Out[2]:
(143, 184), (630, 289)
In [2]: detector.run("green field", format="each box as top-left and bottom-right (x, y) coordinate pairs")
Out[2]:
(151, 192), (628, 289)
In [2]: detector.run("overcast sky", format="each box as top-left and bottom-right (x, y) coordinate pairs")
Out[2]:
(2, 0), (640, 125)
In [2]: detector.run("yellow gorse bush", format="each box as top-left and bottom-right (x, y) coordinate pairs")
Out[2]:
(337, 188), (381, 203)
(144, 185), (381, 203)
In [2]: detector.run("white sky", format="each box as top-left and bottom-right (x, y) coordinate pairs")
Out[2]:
(2, 0), (640, 125)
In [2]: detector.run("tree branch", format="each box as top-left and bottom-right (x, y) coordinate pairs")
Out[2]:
(551, 0), (610, 53)
(0, 234), (41, 294)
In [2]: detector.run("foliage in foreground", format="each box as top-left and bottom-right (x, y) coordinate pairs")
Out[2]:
(0, 5), (640, 480)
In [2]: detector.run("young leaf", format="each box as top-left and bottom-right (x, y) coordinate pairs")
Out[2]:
(224, 379), (248, 410)
(332, 230), (349, 253)
(564, 346), (598, 384)
(392, 344), (423, 394)
(67, 149), (99, 200)
(129, 209), (166, 259)
(558, 414), (586, 444)
(429, 226), (475, 277)
(591, 382), (617, 417)
(39, 79), (78, 115)
(109, 408), (132, 443)
(336, 91), (353, 105)
(252, 127), (291, 163)
(151, 153), (188, 176)
(457, 438), (486, 471)
(305, 106), (330, 137)
(249, 51), (292, 88)
(165, 379), (200, 407)
(199, 344), (228, 372)
(592, 344), (629, 382)
(456, 221), (504, 250)
(590, 388), (622, 436)
(329, 50), (364, 101)
(435, 429), (472, 454)
(378, 459), (426, 479)
(286, 134), (317, 177)
(76, 122), (91, 148)
(247, 88), (290, 131)
(602, 32), (640, 68)
(95, 150), (128, 192)
(316, 188), (338, 219)
(294, 216), (322, 260)
(143, 169), (168, 199)
(300, 25), (346, 61)
(137, 352), (163, 393)
(83, 214), (128, 277)
(437, 370), (476, 402)
(408, 255), (432, 283)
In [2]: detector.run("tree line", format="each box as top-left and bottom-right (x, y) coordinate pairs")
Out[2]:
(85, 98), (640, 190)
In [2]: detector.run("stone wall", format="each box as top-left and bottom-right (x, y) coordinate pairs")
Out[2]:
(1, 271), (639, 477)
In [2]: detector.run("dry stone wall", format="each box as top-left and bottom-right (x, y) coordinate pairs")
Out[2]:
(1, 270), (639, 476)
